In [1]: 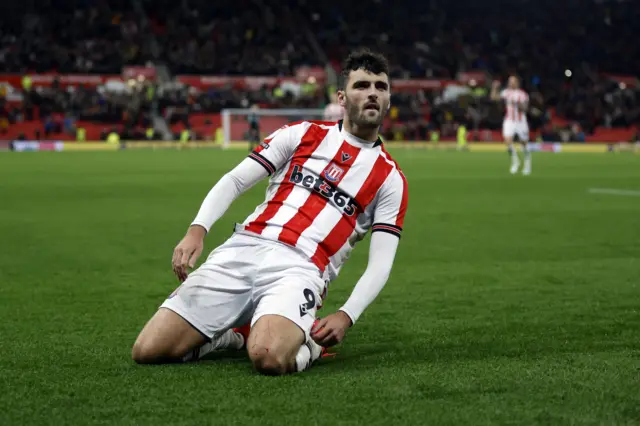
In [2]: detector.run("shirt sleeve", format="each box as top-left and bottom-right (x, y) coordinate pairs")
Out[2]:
(339, 231), (400, 324)
(190, 157), (268, 233)
(500, 89), (507, 100)
(247, 122), (310, 176)
(371, 169), (408, 239)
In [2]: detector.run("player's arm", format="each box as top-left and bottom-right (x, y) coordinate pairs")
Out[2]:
(190, 159), (268, 232)
(518, 94), (529, 112)
(171, 157), (268, 281)
(172, 124), (302, 281)
(191, 124), (302, 232)
(312, 171), (408, 347)
(490, 81), (503, 101)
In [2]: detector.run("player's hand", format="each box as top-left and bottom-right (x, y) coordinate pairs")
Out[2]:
(172, 225), (206, 282)
(311, 311), (353, 347)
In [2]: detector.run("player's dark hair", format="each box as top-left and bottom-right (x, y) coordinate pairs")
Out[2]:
(338, 48), (390, 90)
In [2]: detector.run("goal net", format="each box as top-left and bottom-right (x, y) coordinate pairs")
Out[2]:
(220, 108), (328, 149)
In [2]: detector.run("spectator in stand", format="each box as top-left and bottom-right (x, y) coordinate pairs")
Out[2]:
(571, 123), (586, 143)
(1, 0), (639, 142)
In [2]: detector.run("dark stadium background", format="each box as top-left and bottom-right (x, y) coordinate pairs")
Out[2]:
(1, 1), (638, 425)
(0, 0), (638, 145)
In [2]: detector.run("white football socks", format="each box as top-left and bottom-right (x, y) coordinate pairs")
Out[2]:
(182, 329), (245, 362)
(295, 340), (323, 372)
(181, 330), (324, 371)
(522, 143), (531, 174)
(509, 144), (520, 173)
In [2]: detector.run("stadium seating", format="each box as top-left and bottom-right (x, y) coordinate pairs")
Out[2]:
(0, 0), (638, 142)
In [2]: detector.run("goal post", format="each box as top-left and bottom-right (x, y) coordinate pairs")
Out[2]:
(221, 108), (327, 149)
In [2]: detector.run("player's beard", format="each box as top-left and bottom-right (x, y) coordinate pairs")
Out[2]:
(345, 97), (385, 129)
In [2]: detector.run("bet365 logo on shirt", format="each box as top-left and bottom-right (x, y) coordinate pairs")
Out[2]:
(289, 165), (358, 216)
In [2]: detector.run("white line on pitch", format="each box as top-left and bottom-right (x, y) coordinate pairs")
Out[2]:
(588, 188), (640, 196)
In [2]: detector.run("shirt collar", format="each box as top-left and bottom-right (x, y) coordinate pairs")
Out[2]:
(338, 120), (383, 148)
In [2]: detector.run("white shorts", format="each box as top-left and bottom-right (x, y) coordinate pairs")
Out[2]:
(502, 120), (529, 142)
(161, 233), (326, 342)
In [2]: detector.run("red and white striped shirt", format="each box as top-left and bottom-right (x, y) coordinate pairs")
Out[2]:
(500, 88), (529, 123)
(242, 120), (408, 281)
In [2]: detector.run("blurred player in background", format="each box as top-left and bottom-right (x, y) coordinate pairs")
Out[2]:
(491, 76), (531, 175)
(324, 93), (344, 122)
(132, 48), (408, 375)
(247, 104), (261, 152)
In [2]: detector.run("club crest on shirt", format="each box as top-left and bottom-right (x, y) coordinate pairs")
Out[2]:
(324, 164), (344, 182)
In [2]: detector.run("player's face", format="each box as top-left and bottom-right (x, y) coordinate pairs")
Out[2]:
(339, 69), (391, 128)
(508, 76), (519, 89)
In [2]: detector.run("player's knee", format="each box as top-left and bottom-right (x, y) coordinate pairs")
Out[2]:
(253, 355), (288, 376)
(131, 338), (158, 364)
(249, 347), (288, 376)
(131, 335), (180, 364)
(132, 338), (190, 364)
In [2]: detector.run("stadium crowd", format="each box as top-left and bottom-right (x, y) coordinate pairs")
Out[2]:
(0, 0), (638, 142)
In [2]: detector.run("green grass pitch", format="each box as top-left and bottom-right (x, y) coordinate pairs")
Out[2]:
(1, 149), (639, 425)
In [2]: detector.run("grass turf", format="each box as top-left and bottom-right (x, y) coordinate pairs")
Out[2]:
(0, 149), (639, 426)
